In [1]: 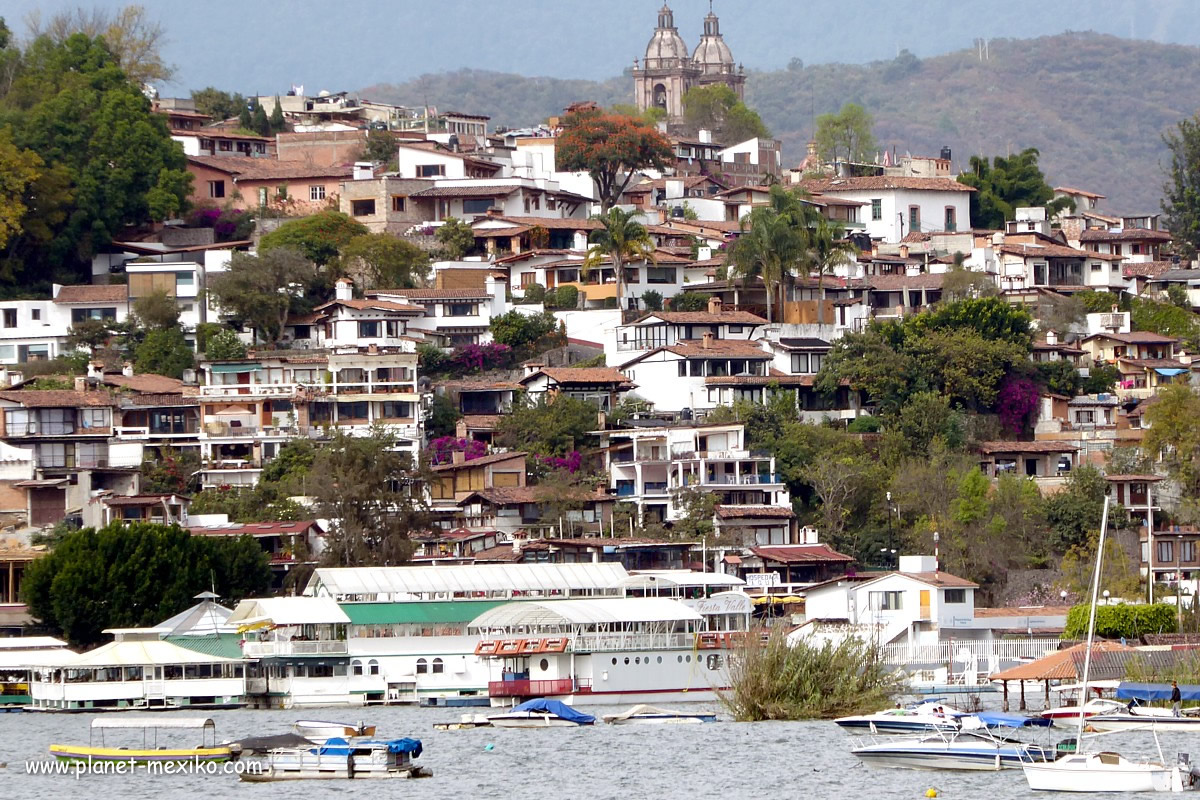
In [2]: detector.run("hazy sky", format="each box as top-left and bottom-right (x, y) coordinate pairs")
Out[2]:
(4, 0), (1198, 94)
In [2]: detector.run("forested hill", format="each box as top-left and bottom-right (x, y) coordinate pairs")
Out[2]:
(362, 31), (1200, 213)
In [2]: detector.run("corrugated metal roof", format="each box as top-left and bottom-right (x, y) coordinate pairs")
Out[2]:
(164, 633), (244, 660)
(341, 599), (508, 625)
(305, 563), (629, 600)
(467, 598), (701, 630)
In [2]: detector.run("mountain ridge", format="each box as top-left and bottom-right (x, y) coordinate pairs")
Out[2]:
(361, 31), (1200, 213)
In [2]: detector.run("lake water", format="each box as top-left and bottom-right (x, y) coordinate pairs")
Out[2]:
(0, 703), (1189, 799)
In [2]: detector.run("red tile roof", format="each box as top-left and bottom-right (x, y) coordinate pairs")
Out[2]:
(189, 520), (320, 537)
(902, 571), (979, 588)
(998, 242), (1123, 262)
(368, 288), (491, 301)
(409, 185), (517, 198)
(715, 505), (796, 520)
(460, 414), (501, 430)
(187, 155), (354, 181)
(798, 176), (976, 193)
(101, 374), (184, 394)
(522, 367), (634, 387)
(750, 544), (854, 563)
(663, 339), (771, 358)
(1079, 228), (1171, 243)
(0, 390), (116, 407)
(975, 441), (1078, 454)
(634, 310), (768, 324)
(1124, 261), (1174, 278)
(1054, 186), (1106, 200)
(54, 285), (128, 304)
(313, 298), (425, 314)
(1084, 331), (1179, 344)
(1104, 474), (1164, 482)
(430, 451), (527, 472)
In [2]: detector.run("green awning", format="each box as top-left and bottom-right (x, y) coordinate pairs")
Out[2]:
(210, 364), (257, 374)
(164, 633), (245, 660)
(342, 600), (509, 626)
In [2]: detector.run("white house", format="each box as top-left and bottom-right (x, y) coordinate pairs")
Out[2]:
(610, 298), (767, 363)
(801, 555), (978, 648)
(0, 285), (133, 365)
(796, 176), (975, 243)
(369, 275), (507, 347)
(313, 279), (426, 348)
(618, 335), (772, 413)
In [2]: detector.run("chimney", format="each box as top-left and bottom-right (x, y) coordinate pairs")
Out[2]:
(697, 245), (712, 261)
(511, 533), (524, 554)
(899, 244), (909, 259)
(87, 360), (104, 379)
(335, 277), (353, 301)
(74, 376), (87, 392)
(451, 449), (466, 465)
(353, 162), (373, 180)
(806, 140), (817, 158)
(871, 243), (879, 257)
(707, 296), (722, 315)
(1046, 330), (1057, 346)
(701, 332), (714, 349)
(121, 362), (134, 377)
(367, 343), (379, 354)
(698, 129), (712, 144)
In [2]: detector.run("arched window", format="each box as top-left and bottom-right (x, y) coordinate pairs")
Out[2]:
(653, 84), (667, 109)
(351, 660), (363, 677)
(431, 658), (444, 675)
(416, 658), (428, 674)
(367, 659), (380, 676)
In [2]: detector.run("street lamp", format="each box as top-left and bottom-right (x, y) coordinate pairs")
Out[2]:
(885, 491), (897, 569)
(1060, 590), (1068, 605)
(1102, 589), (1111, 606)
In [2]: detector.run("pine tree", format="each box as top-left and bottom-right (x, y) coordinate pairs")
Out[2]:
(251, 102), (271, 137)
(237, 101), (252, 131)
(269, 96), (285, 133)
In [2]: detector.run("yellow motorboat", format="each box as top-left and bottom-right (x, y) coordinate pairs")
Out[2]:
(50, 716), (232, 764)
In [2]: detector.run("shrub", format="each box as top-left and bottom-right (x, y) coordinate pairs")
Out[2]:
(205, 328), (247, 360)
(1062, 602), (1177, 640)
(641, 290), (663, 311)
(521, 283), (545, 304)
(547, 284), (579, 310)
(417, 342), (448, 373)
(670, 291), (710, 311)
(847, 415), (881, 433)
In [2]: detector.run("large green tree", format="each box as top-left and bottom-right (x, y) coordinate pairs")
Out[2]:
(813, 102), (877, 164)
(497, 394), (598, 458)
(22, 522), (270, 647)
(133, 327), (194, 378)
(681, 84), (770, 144)
(340, 232), (429, 289)
(257, 210), (367, 266)
(957, 148), (1073, 230)
(207, 247), (316, 347)
(1145, 380), (1200, 497)
(191, 87), (246, 121)
(556, 108), (673, 211)
(0, 31), (191, 286)
(725, 188), (808, 323)
(1162, 114), (1200, 258)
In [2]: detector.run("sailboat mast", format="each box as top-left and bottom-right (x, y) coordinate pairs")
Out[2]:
(1075, 493), (1111, 746)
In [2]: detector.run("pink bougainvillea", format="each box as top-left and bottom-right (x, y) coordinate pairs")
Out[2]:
(540, 451), (582, 474)
(429, 436), (488, 465)
(449, 343), (512, 373)
(997, 375), (1039, 435)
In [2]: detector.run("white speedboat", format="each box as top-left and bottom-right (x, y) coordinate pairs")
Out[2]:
(1023, 752), (1194, 793)
(293, 720), (376, 740)
(487, 698), (595, 728)
(601, 705), (717, 725)
(239, 737), (430, 782)
(1040, 697), (1129, 721)
(835, 700), (963, 734)
(1087, 712), (1199, 733)
(851, 713), (1055, 771)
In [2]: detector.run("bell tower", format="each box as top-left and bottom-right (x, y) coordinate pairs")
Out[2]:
(631, 3), (696, 123)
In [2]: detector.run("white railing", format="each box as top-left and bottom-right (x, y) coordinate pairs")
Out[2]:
(572, 632), (696, 652)
(113, 426), (150, 438)
(242, 640), (348, 658)
(877, 638), (1061, 666)
(200, 383), (299, 397)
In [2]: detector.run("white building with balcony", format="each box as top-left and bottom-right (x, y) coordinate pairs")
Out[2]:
(618, 335), (772, 413)
(369, 275), (507, 347)
(600, 421), (788, 527)
(0, 285), (132, 366)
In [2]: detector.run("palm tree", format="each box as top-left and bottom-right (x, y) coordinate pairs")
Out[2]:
(582, 207), (656, 313)
(725, 205), (801, 324)
(806, 215), (857, 326)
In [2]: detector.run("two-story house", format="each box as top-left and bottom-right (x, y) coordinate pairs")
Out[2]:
(438, 378), (520, 445)
(369, 277), (506, 347)
(795, 176), (974, 243)
(618, 335), (772, 413)
(518, 367), (635, 412)
(610, 298), (766, 362)
(429, 450), (528, 527)
(975, 441), (1076, 491)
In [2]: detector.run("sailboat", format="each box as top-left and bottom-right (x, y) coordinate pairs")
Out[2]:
(1021, 495), (1197, 793)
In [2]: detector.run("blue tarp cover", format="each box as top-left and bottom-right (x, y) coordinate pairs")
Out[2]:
(1155, 368), (1188, 376)
(314, 737), (423, 758)
(511, 698), (596, 724)
(975, 711), (1053, 728)
(317, 736), (351, 756)
(1117, 682), (1200, 702)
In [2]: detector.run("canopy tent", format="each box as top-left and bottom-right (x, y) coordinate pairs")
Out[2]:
(227, 597), (350, 627)
(43, 637), (243, 668)
(1117, 682), (1200, 702)
(970, 711), (1053, 728)
(305, 563), (628, 601)
(468, 598), (701, 632)
(92, 716), (216, 730)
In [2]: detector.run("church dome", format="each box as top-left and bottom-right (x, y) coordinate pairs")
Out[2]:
(644, 3), (690, 68)
(692, 11), (735, 74)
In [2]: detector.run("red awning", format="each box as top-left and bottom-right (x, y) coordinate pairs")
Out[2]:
(723, 554), (742, 565)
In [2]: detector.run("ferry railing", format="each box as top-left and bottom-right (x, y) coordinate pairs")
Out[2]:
(571, 632), (696, 652)
(876, 638), (1061, 665)
(488, 678), (578, 697)
(242, 640), (349, 657)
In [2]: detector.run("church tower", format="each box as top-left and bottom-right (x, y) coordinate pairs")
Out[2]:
(632, 3), (696, 122)
(632, 3), (745, 126)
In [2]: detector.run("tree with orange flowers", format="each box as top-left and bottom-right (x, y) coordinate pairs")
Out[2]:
(556, 109), (673, 212)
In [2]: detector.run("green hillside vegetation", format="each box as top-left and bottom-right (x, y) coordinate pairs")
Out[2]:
(362, 32), (1200, 211)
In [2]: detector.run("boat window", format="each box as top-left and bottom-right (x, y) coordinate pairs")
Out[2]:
(432, 658), (444, 674)
(612, 658), (618, 666)
(677, 655), (683, 663)
(657, 656), (663, 664)
(624, 657), (630, 665)
(539, 659), (549, 671)
(351, 660), (363, 676)
(416, 658), (428, 674)
(368, 659), (380, 676)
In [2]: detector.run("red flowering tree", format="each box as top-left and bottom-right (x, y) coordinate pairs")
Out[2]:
(429, 436), (488, 465)
(997, 375), (1040, 435)
(556, 109), (673, 211)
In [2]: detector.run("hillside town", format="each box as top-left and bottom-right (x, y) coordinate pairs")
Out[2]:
(5, 3), (1200, 739)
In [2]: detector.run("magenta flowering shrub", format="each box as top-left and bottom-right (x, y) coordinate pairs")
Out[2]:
(429, 436), (488, 465)
(449, 343), (512, 372)
(997, 375), (1039, 435)
(540, 451), (582, 473)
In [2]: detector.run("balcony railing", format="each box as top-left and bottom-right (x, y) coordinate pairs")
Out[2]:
(488, 678), (579, 697)
(200, 383), (300, 397)
(242, 640), (348, 658)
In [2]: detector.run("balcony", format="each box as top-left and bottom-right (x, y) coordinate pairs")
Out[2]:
(241, 640), (348, 658)
(488, 678), (579, 697)
(199, 383), (300, 398)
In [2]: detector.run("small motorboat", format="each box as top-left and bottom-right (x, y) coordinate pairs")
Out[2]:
(835, 699), (963, 734)
(433, 713), (493, 731)
(1023, 751), (1195, 793)
(602, 705), (717, 725)
(487, 698), (595, 728)
(50, 716), (232, 765)
(850, 712), (1054, 771)
(1040, 698), (1130, 721)
(239, 737), (430, 782)
(293, 720), (377, 741)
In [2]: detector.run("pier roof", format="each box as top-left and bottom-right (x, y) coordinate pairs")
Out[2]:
(304, 563), (629, 601)
(467, 597), (702, 630)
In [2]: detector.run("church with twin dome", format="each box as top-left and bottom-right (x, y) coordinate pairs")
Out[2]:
(632, 3), (745, 123)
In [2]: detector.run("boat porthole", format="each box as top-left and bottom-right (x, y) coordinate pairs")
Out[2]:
(539, 658), (549, 671)
(677, 655), (683, 663)
(657, 656), (663, 664)
(635, 657), (640, 665)
(611, 658), (617, 666)
(624, 657), (630, 665)
(686, 655), (691, 663)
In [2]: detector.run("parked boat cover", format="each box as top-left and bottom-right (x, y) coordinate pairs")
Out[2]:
(974, 711), (1053, 728)
(511, 698), (596, 724)
(317, 737), (352, 756)
(1117, 682), (1200, 702)
(376, 738), (423, 757)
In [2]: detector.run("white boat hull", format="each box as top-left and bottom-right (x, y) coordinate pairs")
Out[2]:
(1023, 755), (1192, 793)
(606, 715), (714, 725)
(241, 765), (431, 781)
(853, 750), (1017, 771)
(487, 716), (585, 729)
(1087, 714), (1197, 733)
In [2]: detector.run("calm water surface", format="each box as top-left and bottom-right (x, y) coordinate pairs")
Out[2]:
(0, 703), (1188, 799)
